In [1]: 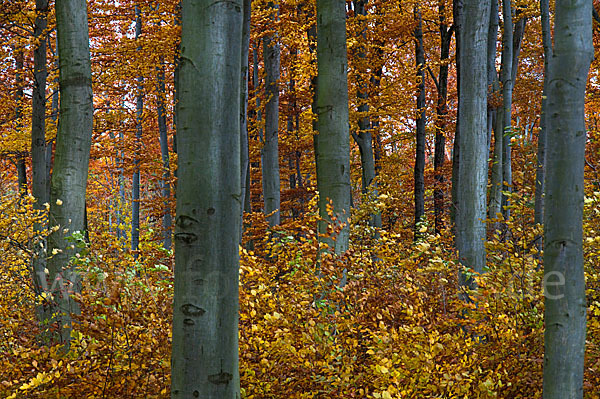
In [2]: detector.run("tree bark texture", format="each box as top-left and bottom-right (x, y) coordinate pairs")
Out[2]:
(414, 6), (426, 234)
(262, 1), (281, 227)
(315, 0), (351, 255)
(170, 1), (242, 397)
(46, 0), (93, 345)
(456, 0), (490, 286)
(543, 0), (592, 397)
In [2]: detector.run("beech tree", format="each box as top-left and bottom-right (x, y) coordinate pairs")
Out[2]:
(14, 49), (26, 197)
(543, 0), (592, 397)
(456, 0), (490, 286)
(170, 0), (242, 397)
(450, 0), (462, 228)
(488, 0), (502, 221)
(499, 0), (513, 223)
(262, 1), (281, 227)
(240, 0), (251, 231)
(315, 0), (351, 254)
(31, 0), (51, 324)
(352, 0), (381, 229)
(131, 4), (143, 256)
(535, 0), (552, 229)
(46, 0), (93, 344)
(413, 5), (426, 235)
(432, 0), (453, 235)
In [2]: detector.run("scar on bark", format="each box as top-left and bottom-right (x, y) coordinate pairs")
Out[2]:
(208, 371), (233, 385)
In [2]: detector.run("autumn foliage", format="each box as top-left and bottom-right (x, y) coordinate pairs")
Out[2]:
(1, 0), (600, 397)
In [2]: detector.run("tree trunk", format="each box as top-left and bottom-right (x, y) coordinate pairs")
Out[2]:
(543, 0), (592, 397)
(286, 52), (303, 218)
(262, 2), (281, 227)
(352, 0), (381, 229)
(489, 103), (504, 221)
(433, 1), (453, 235)
(500, 0), (514, 221)
(240, 0), (251, 232)
(308, 11), (319, 183)
(535, 0), (552, 229)
(157, 59), (172, 249)
(486, 0), (498, 150)
(413, 6), (426, 236)
(32, 0), (50, 208)
(46, 0), (93, 345)
(170, 1), (242, 397)
(14, 49), (27, 197)
(131, 4), (143, 257)
(487, 0), (502, 222)
(450, 0), (463, 230)
(172, 1), (181, 176)
(456, 0), (491, 288)
(511, 14), (526, 87)
(31, 0), (51, 325)
(315, 0), (351, 255)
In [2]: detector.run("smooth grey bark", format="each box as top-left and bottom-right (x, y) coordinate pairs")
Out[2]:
(535, 0), (552, 228)
(485, 0), (498, 150)
(501, 116), (512, 218)
(487, 0), (503, 221)
(32, 0), (50, 208)
(131, 4), (143, 257)
(170, 0), (242, 397)
(262, 3), (281, 227)
(511, 14), (526, 87)
(315, 0), (351, 254)
(31, 0), (51, 326)
(489, 104), (504, 220)
(500, 0), (514, 221)
(49, 57), (58, 187)
(433, 1), (453, 235)
(450, 0), (463, 229)
(352, 0), (381, 229)
(240, 0), (251, 232)
(157, 59), (172, 249)
(543, 0), (592, 397)
(46, 0), (93, 345)
(456, 0), (490, 286)
(413, 6), (426, 235)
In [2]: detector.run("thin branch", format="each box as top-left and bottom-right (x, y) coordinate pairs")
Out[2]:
(426, 65), (440, 92)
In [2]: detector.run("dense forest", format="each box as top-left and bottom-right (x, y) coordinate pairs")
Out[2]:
(0, 0), (599, 397)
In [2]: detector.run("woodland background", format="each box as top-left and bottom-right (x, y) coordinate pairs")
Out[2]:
(1, 0), (600, 397)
